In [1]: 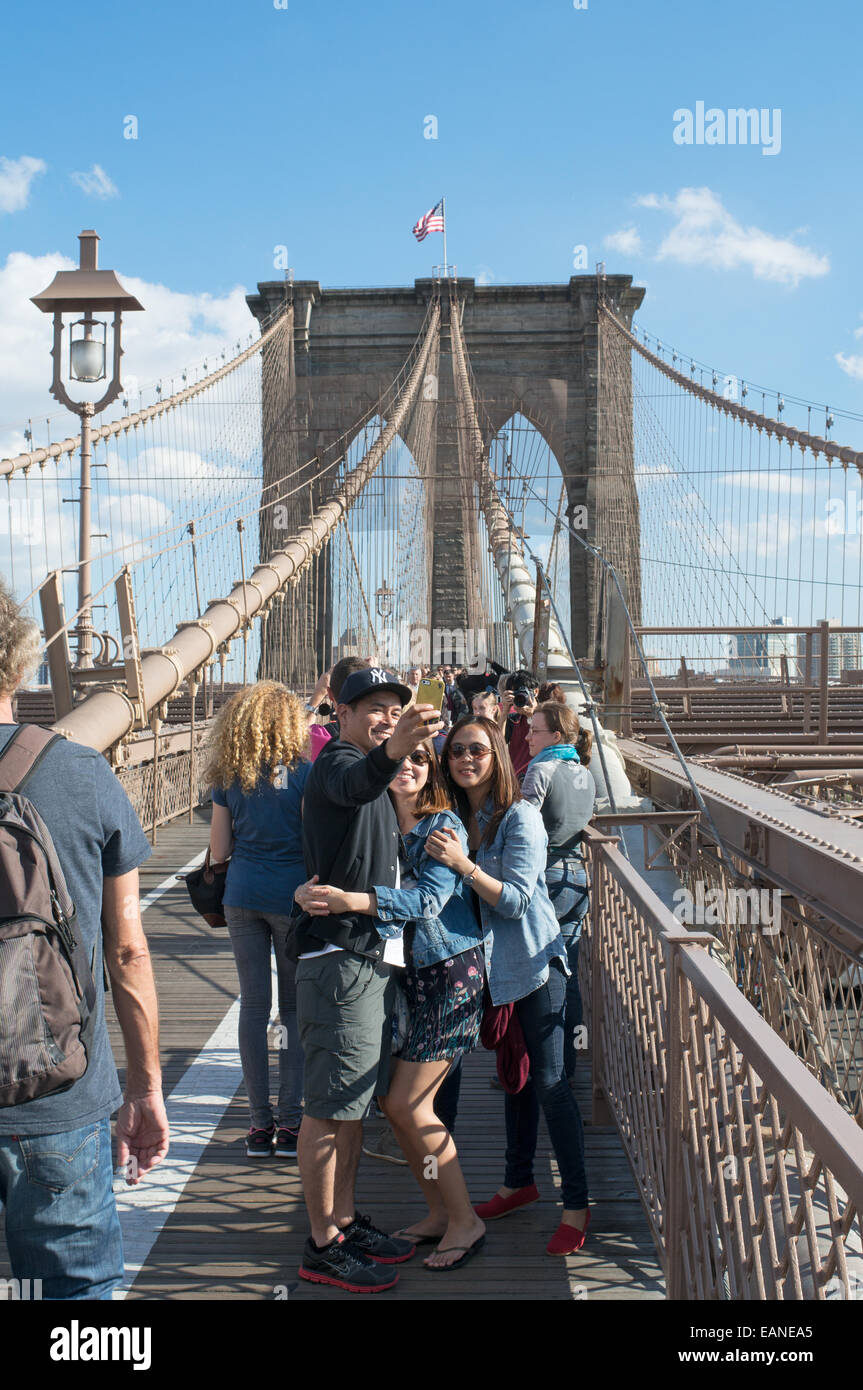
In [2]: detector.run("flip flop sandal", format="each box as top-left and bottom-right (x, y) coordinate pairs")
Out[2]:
(393, 1231), (442, 1246)
(424, 1234), (486, 1271)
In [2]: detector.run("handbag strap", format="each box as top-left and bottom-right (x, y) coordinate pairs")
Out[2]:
(202, 846), (231, 881)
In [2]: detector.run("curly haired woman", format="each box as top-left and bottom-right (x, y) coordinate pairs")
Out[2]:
(205, 682), (311, 1159)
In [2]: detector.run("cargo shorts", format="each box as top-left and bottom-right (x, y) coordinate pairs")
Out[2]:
(295, 951), (396, 1121)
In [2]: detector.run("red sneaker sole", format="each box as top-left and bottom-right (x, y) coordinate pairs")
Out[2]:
(298, 1267), (399, 1293)
(366, 1246), (416, 1264)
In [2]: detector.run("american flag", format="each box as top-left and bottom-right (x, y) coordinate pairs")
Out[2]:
(412, 199), (445, 242)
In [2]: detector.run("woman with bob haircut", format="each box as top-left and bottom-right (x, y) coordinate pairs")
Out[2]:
(295, 738), (487, 1271)
(426, 714), (591, 1255)
(206, 681), (311, 1160)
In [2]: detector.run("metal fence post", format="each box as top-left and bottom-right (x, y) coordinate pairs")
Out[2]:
(590, 844), (614, 1127)
(662, 933), (712, 1299)
(818, 619), (830, 742)
(664, 940), (685, 1299)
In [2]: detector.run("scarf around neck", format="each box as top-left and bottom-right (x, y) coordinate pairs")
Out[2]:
(529, 742), (580, 768)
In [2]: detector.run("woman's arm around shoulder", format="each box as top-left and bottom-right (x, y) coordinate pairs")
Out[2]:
(415, 808), (468, 849)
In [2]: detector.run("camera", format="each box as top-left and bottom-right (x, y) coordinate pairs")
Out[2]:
(512, 686), (533, 708)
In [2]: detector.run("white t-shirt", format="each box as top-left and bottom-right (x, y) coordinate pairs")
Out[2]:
(381, 858), (405, 967)
(299, 859), (405, 965)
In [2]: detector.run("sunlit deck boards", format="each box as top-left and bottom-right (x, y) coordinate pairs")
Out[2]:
(1, 813), (664, 1302)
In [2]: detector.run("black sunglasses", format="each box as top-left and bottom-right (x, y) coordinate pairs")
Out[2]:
(449, 742), (493, 760)
(406, 751), (431, 766)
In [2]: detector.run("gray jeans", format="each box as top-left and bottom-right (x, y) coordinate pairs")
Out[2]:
(224, 907), (304, 1130)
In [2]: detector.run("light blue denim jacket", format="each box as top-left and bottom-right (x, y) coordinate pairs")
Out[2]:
(373, 810), (487, 969)
(472, 798), (568, 1006)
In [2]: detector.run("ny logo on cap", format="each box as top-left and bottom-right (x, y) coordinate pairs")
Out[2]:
(368, 668), (388, 684)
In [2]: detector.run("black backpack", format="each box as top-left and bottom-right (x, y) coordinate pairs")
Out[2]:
(0, 726), (97, 1107)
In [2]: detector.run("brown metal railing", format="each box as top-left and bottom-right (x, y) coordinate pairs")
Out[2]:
(583, 826), (863, 1299)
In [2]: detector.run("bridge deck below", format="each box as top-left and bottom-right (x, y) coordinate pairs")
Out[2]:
(1, 813), (664, 1302)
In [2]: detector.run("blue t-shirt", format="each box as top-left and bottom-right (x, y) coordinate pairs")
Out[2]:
(0, 725), (152, 1136)
(211, 759), (311, 914)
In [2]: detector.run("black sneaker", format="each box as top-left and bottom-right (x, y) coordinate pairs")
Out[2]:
(246, 1125), (275, 1158)
(298, 1234), (399, 1293)
(275, 1126), (299, 1158)
(341, 1212), (416, 1264)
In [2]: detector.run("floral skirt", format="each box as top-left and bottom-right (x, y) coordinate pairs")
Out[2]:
(398, 945), (485, 1063)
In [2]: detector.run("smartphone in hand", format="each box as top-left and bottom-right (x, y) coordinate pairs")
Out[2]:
(416, 676), (445, 712)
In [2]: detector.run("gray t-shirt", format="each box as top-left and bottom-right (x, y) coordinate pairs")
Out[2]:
(0, 725), (152, 1135)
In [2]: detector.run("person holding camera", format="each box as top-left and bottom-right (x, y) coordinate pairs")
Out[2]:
(499, 669), (539, 778)
(294, 667), (444, 1293)
(295, 737), (487, 1271)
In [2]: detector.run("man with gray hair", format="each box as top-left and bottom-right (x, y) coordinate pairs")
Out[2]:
(0, 579), (168, 1299)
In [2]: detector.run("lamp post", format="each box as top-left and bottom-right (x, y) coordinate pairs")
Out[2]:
(375, 580), (394, 620)
(32, 230), (143, 667)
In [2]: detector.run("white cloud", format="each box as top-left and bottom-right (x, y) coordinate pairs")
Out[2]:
(0, 155), (46, 213)
(475, 264), (495, 285)
(604, 226), (642, 257)
(836, 352), (863, 380)
(835, 316), (863, 379)
(722, 512), (802, 557)
(635, 187), (829, 287)
(716, 471), (808, 496)
(635, 460), (673, 477)
(0, 249), (255, 459)
(70, 164), (118, 199)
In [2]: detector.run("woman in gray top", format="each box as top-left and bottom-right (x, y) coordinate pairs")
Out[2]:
(522, 701), (595, 1080)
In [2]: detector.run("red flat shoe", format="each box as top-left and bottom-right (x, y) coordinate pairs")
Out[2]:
(546, 1208), (591, 1255)
(474, 1184), (540, 1220)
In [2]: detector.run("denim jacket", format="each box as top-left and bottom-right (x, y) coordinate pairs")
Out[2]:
(374, 810), (487, 969)
(472, 799), (567, 1006)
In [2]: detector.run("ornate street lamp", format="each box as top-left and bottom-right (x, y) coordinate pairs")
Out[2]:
(32, 230), (143, 667)
(375, 580), (394, 620)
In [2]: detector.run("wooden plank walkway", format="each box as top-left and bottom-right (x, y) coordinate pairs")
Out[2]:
(1, 812), (665, 1301)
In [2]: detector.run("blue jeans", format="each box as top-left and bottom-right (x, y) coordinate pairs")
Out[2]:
(225, 907), (304, 1130)
(545, 858), (589, 1077)
(0, 1117), (123, 1299)
(504, 960), (589, 1210)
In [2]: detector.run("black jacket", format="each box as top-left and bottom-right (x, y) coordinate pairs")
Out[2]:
(299, 736), (403, 959)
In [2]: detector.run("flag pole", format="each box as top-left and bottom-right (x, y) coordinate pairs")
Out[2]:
(442, 196), (448, 276)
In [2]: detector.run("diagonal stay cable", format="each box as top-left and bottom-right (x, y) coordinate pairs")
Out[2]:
(520, 475), (731, 866)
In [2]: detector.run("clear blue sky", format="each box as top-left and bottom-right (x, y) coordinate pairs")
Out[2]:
(1, 0), (860, 430)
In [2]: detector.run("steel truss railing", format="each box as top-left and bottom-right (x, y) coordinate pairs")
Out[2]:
(583, 826), (863, 1300)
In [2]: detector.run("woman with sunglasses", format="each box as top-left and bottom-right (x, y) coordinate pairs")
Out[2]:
(294, 740), (487, 1271)
(523, 701), (595, 1082)
(426, 715), (590, 1256)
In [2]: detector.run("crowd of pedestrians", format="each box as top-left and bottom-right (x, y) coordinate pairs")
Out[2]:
(216, 655), (597, 1290)
(0, 569), (597, 1297)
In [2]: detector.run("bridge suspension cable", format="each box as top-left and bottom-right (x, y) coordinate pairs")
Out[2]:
(449, 293), (570, 671)
(49, 296), (441, 750)
(599, 302), (863, 680)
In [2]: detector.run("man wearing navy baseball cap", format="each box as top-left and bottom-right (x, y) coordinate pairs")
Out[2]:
(294, 665), (442, 1292)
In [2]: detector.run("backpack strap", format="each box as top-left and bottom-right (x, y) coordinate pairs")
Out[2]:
(0, 725), (62, 794)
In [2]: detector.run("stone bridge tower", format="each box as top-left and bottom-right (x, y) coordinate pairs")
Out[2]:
(247, 273), (644, 672)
